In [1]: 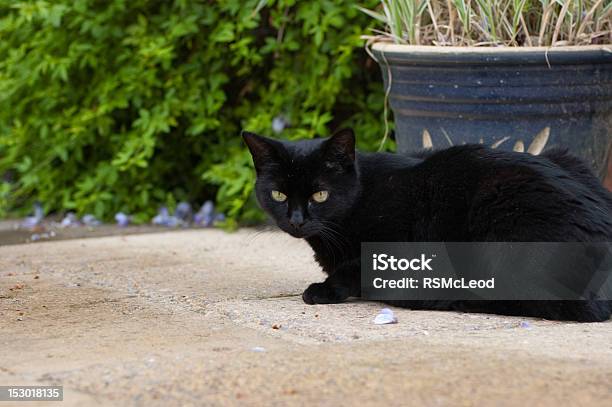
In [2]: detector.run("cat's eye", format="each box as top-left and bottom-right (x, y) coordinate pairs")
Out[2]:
(271, 190), (287, 202)
(311, 190), (329, 203)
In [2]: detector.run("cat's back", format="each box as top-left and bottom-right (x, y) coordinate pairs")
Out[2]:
(355, 151), (423, 193)
(418, 144), (612, 241)
(356, 150), (423, 173)
(420, 144), (608, 194)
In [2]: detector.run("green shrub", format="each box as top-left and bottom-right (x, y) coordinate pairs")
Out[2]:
(0, 0), (388, 224)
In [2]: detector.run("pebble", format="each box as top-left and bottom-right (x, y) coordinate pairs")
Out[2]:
(374, 308), (398, 325)
(251, 346), (266, 352)
(30, 231), (55, 242)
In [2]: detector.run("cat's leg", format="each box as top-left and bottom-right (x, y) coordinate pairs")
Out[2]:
(302, 258), (360, 304)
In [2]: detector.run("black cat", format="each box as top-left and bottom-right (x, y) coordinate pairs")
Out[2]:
(243, 129), (612, 322)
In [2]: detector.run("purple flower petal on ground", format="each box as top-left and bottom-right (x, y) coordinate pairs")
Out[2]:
(202, 201), (214, 217)
(175, 202), (192, 222)
(152, 207), (169, 226)
(152, 207), (181, 227)
(194, 201), (215, 226)
(60, 212), (81, 228)
(21, 217), (40, 229)
(33, 202), (44, 220)
(164, 216), (180, 227)
(115, 212), (130, 227)
(82, 214), (101, 227)
(21, 202), (44, 229)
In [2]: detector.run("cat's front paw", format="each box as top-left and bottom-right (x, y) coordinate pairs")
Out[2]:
(302, 282), (349, 304)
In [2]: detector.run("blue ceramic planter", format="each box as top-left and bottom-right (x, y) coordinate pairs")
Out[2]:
(371, 43), (612, 178)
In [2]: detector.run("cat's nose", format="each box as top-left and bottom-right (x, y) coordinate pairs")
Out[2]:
(289, 210), (305, 229)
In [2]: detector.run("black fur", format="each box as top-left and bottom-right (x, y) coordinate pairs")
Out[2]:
(243, 129), (612, 322)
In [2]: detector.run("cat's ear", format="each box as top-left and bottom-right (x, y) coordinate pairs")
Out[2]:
(323, 128), (356, 163)
(242, 131), (280, 171)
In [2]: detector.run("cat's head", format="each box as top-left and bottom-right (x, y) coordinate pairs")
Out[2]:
(243, 129), (360, 238)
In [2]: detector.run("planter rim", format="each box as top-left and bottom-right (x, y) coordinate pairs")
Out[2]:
(371, 42), (612, 55)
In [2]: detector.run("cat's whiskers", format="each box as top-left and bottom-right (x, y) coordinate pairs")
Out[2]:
(316, 221), (350, 260)
(316, 229), (338, 265)
(244, 225), (278, 246)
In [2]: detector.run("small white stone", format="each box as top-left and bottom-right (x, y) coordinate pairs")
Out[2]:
(374, 309), (397, 325)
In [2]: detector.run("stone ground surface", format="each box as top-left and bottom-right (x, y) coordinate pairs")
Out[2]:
(1, 229), (611, 406)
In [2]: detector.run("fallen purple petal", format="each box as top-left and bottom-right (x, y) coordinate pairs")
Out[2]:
(194, 201), (216, 227)
(82, 214), (101, 227)
(175, 202), (192, 222)
(152, 207), (181, 227)
(20, 202), (44, 229)
(115, 212), (130, 227)
(202, 201), (214, 217)
(30, 231), (53, 242)
(21, 217), (41, 229)
(60, 212), (81, 228)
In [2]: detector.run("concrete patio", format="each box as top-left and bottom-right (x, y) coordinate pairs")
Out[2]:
(1, 229), (611, 406)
